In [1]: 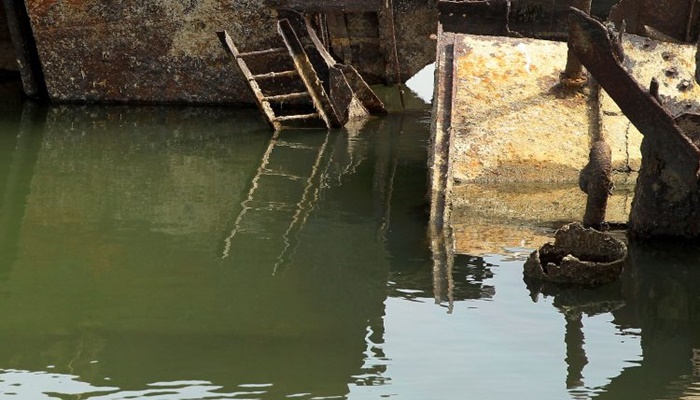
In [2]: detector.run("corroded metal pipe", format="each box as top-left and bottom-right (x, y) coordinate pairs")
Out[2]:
(579, 140), (612, 228)
(562, 0), (592, 83)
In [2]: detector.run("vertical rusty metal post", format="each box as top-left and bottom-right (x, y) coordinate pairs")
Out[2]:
(579, 140), (613, 228)
(562, 0), (592, 82)
(1, 0), (46, 98)
(686, 0), (697, 43)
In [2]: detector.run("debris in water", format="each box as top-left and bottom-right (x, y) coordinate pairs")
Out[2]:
(523, 222), (627, 286)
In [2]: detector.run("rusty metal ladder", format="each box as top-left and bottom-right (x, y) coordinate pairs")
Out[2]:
(221, 20), (339, 131)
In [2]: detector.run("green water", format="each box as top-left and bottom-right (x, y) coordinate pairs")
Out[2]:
(0, 93), (700, 399)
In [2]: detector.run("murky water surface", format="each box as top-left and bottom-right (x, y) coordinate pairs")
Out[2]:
(0, 92), (700, 399)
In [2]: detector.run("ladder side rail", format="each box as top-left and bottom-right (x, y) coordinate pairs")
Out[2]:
(277, 19), (343, 129)
(222, 131), (282, 259)
(221, 30), (281, 131)
(273, 130), (333, 274)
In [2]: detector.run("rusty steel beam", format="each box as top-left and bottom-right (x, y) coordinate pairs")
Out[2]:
(568, 8), (700, 186)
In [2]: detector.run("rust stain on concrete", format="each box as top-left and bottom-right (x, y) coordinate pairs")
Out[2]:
(449, 34), (590, 184)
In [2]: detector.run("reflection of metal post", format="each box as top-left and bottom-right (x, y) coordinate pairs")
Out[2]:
(430, 222), (454, 313)
(378, 0), (405, 108)
(429, 28), (456, 312)
(0, 101), (45, 272)
(564, 312), (588, 389)
(376, 115), (402, 243)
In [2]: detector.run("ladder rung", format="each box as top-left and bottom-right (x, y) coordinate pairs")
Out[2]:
(273, 113), (320, 122)
(236, 47), (287, 58)
(251, 70), (298, 80)
(264, 92), (310, 102)
(261, 170), (305, 180)
(249, 202), (296, 212)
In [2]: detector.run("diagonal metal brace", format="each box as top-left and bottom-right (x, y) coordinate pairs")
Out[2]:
(567, 8), (700, 186)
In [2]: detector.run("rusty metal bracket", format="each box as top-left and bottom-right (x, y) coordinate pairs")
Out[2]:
(568, 8), (700, 186)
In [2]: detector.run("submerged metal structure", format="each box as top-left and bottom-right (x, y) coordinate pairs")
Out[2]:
(568, 9), (700, 239)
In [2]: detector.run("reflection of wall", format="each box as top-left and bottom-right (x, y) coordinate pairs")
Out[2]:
(0, 102), (44, 276)
(24, 106), (268, 248)
(0, 104), (396, 398)
(592, 243), (700, 399)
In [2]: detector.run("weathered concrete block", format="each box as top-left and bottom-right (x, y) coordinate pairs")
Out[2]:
(449, 35), (590, 184)
(599, 92), (643, 174)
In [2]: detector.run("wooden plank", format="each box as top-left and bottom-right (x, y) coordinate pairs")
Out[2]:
(278, 19), (341, 128)
(219, 30), (281, 131)
(336, 64), (386, 115)
(263, 91), (309, 102)
(236, 47), (287, 58)
(274, 113), (321, 122)
(302, 15), (386, 115)
(326, 12), (353, 65)
(252, 70), (298, 80)
(1, 0), (45, 97)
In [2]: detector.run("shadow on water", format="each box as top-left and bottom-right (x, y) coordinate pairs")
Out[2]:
(0, 101), (44, 277)
(0, 98), (493, 398)
(526, 239), (700, 400)
(594, 242), (700, 400)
